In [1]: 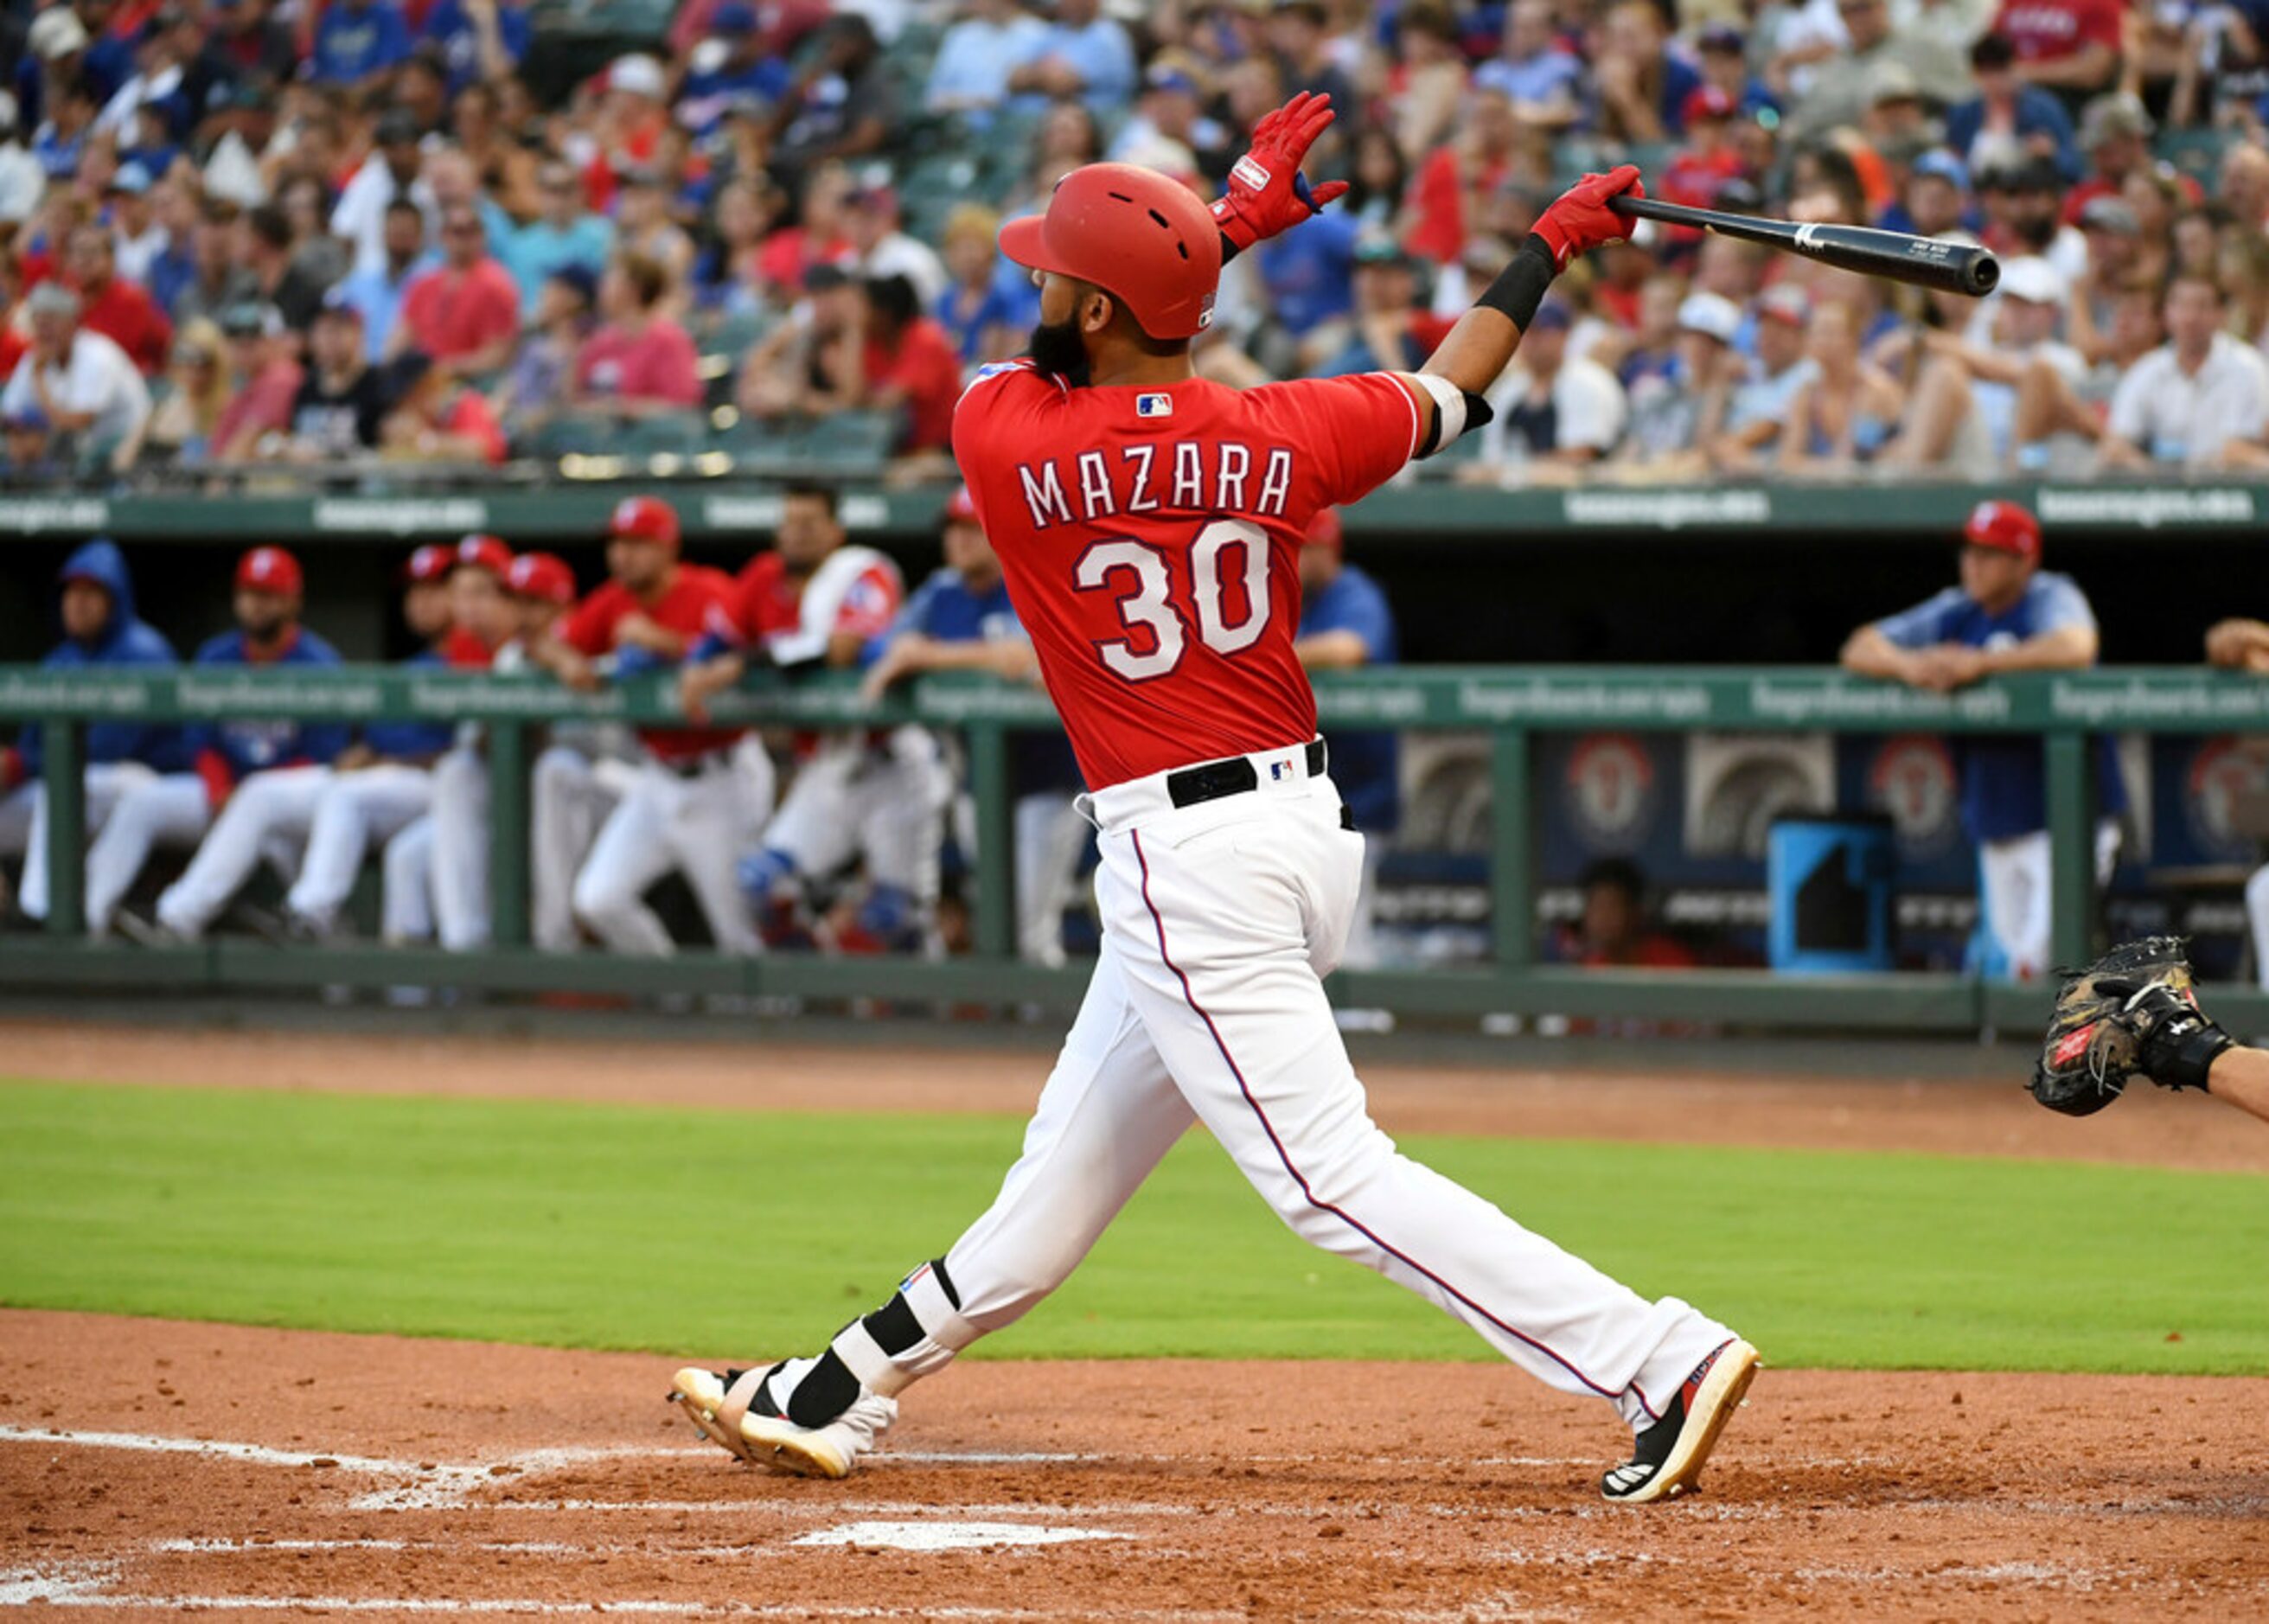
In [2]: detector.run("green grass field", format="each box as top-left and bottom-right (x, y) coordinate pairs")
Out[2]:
(2, 1079), (2261, 1374)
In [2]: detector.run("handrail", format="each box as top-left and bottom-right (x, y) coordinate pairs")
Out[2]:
(8, 662), (2265, 1033)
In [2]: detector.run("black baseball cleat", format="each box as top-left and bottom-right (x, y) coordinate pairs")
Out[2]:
(1601, 1337), (1760, 1504)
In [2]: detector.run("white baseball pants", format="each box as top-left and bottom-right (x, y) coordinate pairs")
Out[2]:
(383, 813), (438, 944)
(0, 781), (32, 860)
(16, 763), (151, 921)
(1978, 820), (2121, 981)
(572, 745), (774, 956)
(285, 764), (435, 931)
(529, 746), (634, 952)
(1013, 790), (1088, 967)
(766, 730), (949, 905)
(931, 745), (1730, 1429)
(84, 770), (213, 934)
(156, 764), (331, 939)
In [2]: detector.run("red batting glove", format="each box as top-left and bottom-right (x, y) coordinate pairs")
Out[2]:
(1210, 90), (1352, 253)
(1532, 165), (1646, 272)
(195, 747), (235, 812)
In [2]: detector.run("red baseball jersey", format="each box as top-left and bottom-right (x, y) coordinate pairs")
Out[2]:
(719, 548), (903, 651)
(954, 363), (1422, 789)
(560, 563), (742, 761)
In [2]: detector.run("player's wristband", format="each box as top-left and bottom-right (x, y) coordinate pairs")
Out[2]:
(1478, 234), (1558, 332)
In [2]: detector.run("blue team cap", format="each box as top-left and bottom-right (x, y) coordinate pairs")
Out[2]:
(712, 2), (758, 35)
(1910, 150), (1969, 189)
(1529, 299), (1573, 333)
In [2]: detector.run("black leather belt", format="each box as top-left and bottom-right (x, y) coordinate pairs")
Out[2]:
(1166, 739), (1327, 809)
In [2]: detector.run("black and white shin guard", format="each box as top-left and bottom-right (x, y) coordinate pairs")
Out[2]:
(767, 1258), (981, 1429)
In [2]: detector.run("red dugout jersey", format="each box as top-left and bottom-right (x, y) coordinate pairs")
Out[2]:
(953, 364), (1422, 790)
(560, 564), (742, 761)
(719, 548), (902, 651)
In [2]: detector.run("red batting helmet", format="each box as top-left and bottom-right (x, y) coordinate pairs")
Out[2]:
(1961, 500), (2042, 563)
(607, 494), (681, 549)
(236, 546), (303, 596)
(998, 163), (1222, 341)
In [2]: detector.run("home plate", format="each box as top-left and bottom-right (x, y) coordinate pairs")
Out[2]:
(794, 1521), (1133, 1552)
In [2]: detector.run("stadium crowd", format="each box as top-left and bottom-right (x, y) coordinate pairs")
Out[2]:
(0, 0), (2265, 483)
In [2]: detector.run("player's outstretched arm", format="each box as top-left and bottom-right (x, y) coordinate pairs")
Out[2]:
(2206, 1046), (2269, 1123)
(1373, 168), (1645, 457)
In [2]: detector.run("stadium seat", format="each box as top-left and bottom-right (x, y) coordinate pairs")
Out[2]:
(619, 412), (712, 459)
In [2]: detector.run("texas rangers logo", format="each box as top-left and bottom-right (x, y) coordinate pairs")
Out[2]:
(1563, 733), (1657, 851)
(2183, 736), (2269, 860)
(1868, 735), (1960, 858)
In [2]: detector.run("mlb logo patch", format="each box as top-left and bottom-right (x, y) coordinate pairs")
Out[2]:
(1270, 761), (1289, 782)
(1136, 393), (1173, 419)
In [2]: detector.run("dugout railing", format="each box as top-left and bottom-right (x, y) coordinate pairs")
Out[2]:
(6, 663), (2269, 1035)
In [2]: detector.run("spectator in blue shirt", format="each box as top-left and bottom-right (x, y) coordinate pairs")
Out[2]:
(1256, 207), (1360, 371)
(935, 202), (1038, 365)
(501, 162), (613, 317)
(1473, 0), (1583, 121)
(334, 199), (438, 361)
(1840, 501), (2122, 980)
(1296, 508), (1400, 967)
(926, 0), (1046, 122)
(1005, 0), (1137, 116)
(679, 3), (791, 136)
(311, 0), (412, 91)
(420, 0), (531, 93)
(1946, 34), (2080, 183)
(1691, 22), (1780, 120)
(3, 540), (187, 925)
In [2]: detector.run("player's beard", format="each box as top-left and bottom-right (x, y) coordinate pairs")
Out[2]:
(1026, 318), (1090, 387)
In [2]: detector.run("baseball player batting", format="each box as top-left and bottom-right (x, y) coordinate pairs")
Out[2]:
(674, 101), (1758, 1504)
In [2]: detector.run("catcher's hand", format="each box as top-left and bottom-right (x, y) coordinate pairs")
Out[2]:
(1211, 90), (1350, 253)
(2030, 936), (2234, 1116)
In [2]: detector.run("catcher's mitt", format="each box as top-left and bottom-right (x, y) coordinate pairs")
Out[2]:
(2030, 936), (2234, 1116)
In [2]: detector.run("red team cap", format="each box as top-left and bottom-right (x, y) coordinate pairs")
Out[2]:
(403, 543), (455, 584)
(997, 163), (1223, 340)
(1960, 500), (2042, 563)
(236, 545), (303, 596)
(1305, 507), (1344, 551)
(455, 533), (514, 577)
(943, 485), (979, 524)
(1680, 85), (1737, 125)
(507, 551), (578, 606)
(607, 494), (681, 550)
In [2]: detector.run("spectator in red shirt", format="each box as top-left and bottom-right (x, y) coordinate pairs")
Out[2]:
(751, 158), (853, 304)
(380, 351), (507, 464)
(1990, 0), (2121, 107)
(390, 204), (519, 378)
(856, 272), (961, 456)
(64, 224), (170, 375)
(572, 250), (700, 414)
(209, 303), (304, 464)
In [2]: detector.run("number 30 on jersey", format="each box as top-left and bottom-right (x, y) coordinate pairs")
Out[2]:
(1073, 520), (1269, 681)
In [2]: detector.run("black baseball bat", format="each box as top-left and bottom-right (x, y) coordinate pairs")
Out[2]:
(1607, 195), (1999, 297)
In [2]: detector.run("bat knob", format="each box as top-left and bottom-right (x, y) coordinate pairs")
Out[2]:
(1965, 253), (2001, 298)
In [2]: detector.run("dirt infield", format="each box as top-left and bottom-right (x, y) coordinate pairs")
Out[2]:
(5, 1020), (2267, 1619)
(4, 1310), (2266, 1621)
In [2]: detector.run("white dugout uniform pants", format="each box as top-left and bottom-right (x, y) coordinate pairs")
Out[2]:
(1978, 821), (2121, 981)
(83, 770), (214, 934)
(765, 730), (951, 909)
(12, 764), (153, 922)
(411, 744), (635, 953)
(285, 764), (435, 932)
(156, 764), (331, 939)
(907, 745), (1729, 1430)
(573, 742), (775, 956)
